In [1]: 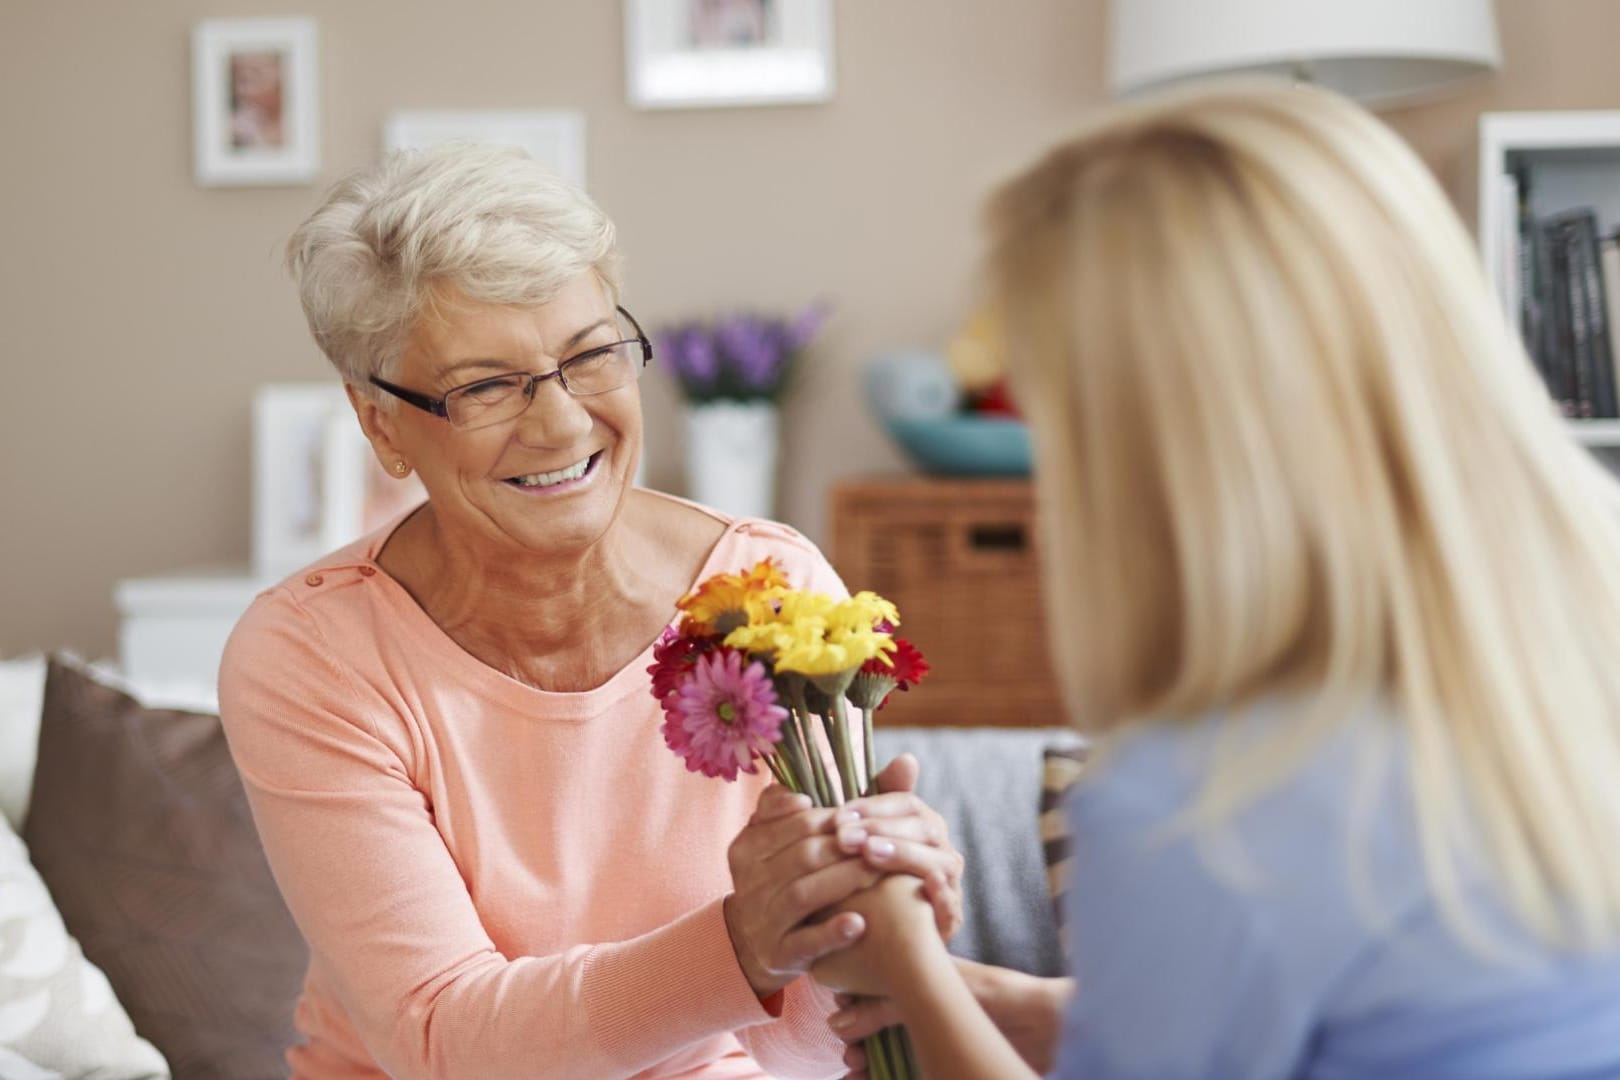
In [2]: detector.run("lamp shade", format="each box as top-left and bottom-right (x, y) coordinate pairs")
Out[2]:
(1109, 0), (1500, 106)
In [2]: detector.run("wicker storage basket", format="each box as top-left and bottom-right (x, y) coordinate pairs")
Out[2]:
(829, 477), (1064, 727)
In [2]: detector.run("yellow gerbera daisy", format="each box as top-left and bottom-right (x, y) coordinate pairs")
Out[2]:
(826, 592), (901, 636)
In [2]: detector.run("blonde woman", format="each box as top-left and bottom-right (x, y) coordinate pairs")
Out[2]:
(814, 80), (1620, 1078)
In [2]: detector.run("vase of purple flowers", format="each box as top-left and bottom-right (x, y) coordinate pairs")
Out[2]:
(657, 304), (827, 520)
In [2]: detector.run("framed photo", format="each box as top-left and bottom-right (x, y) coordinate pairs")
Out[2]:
(384, 110), (587, 189)
(252, 384), (425, 581)
(191, 18), (319, 186)
(624, 0), (835, 109)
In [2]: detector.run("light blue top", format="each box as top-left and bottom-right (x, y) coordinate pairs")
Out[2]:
(1051, 699), (1620, 1079)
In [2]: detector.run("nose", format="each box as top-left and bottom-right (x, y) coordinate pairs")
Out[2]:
(511, 376), (593, 448)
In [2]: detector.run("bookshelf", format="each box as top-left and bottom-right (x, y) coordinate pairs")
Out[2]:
(1478, 111), (1620, 448)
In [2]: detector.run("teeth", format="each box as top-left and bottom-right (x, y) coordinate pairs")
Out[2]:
(511, 456), (592, 488)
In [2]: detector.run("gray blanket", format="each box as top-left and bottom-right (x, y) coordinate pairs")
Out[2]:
(873, 726), (1082, 977)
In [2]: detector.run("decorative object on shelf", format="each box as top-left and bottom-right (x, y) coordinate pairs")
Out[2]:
(1478, 111), (1620, 441)
(191, 17), (319, 186)
(1109, 0), (1499, 107)
(658, 304), (827, 519)
(624, 0), (835, 109)
(253, 383), (425, 581)
(865, 307), (1032, 477)
(884, 414), (1032, 477)
(383, 110), (587, 189)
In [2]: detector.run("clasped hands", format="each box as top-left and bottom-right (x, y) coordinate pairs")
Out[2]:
(723, 753), (962, 999)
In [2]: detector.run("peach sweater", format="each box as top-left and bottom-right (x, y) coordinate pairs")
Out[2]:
(218, 502), (846, 1080)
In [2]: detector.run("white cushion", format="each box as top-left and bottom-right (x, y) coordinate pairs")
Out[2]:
(0, 816), (169, 1078)
(0, 656), (45, 833)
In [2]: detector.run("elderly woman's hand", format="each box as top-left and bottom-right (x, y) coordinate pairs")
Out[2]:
(724, 785), (885, 997)
(722, 756), (965, 999)
(834, 754), (966, 941)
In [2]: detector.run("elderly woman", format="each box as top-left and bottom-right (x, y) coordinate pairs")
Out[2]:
(818, 81), (1620, 1078)
(218, 144), (962, 1080)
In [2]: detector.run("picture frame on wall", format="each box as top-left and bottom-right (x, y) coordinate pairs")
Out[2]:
(624, 0), (835, 109)
(252, 384), (424, 581)
(192, 17), (319, 186)
(384, 110), (588, 189)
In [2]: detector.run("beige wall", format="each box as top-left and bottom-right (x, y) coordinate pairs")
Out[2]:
(2, 0), (1616, 659)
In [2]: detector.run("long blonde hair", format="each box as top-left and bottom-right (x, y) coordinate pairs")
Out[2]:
(990, 79), (1620, 949)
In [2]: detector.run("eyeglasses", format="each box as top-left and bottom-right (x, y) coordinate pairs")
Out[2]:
(369, 305), (653, 431)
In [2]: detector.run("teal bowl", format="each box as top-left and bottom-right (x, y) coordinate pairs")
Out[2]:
(884, 415), (1032, 476)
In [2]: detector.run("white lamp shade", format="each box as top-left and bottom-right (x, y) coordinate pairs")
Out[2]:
(1110, 0), (1501, 106)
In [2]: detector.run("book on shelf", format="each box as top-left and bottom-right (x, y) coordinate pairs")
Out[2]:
(1504, 177), (1618, 419)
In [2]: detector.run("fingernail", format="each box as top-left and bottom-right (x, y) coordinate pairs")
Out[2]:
(841, 915), (864, 939)
(836, 808), (861, 824)
(867, 838), (896, 858)
(829, 1012), (854, 1033)
(839, 826), (868, 847)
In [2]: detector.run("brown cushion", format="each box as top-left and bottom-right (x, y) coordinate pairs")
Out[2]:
(22, 657), (306, 1079)
(1039, 744), (1087, 952)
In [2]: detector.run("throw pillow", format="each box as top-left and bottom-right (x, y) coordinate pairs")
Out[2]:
(0, 813), (168, 1078)
(1039, 744), (1087, 950)
(22, 658), (307, 1080)
(0, 655), (46, 832)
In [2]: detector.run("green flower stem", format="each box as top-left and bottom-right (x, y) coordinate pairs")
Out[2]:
(778, 710), (819, 806)
(765, 752), (798, 793)
(828, 698), (863, 807)
(896, 1026), (919, 1077)
(788, 683), (838, 807)
(862, 705), (879, 796)
(799, 706), (837, 806)
(865, 1031), (895, 1080)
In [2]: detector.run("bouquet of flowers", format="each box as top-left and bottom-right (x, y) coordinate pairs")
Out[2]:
(657, 304), (829, 404)
(648, 559), (930, 1079)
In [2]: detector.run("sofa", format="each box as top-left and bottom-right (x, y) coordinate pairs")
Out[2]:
(0, 653), (1081, 1079)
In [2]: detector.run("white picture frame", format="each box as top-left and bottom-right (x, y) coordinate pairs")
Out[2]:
(192, 17), (319, 186)
(384, 110), (588, 189)
(625, 0), (835, 109)
(252, 384), (425, 581)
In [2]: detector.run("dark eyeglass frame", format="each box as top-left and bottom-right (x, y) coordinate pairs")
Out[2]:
(368, 305), (653, 427)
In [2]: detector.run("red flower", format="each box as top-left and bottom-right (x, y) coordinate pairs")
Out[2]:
(851, 637), (930, 710)
(648, 626), (716, 707)
(886, 638), (930, 690)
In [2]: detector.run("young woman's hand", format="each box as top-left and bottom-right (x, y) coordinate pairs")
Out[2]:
(829, 959), (1077, 1078)
(807, 873), (942, 996)
(834, 754), (966, 940)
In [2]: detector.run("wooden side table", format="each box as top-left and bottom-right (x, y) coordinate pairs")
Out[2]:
(829, 477), (1065, 727)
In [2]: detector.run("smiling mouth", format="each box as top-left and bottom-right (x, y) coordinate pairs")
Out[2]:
(503, 451), (602, 489)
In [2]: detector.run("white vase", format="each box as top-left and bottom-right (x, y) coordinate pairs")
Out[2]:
(685, 400), (779, 521)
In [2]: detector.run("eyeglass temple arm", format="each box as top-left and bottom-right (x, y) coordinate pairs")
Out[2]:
(617, 305), (653, 365)
(369, 374), (450, 418)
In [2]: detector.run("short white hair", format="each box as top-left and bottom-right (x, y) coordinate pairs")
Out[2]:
(286, 142), (622, 389)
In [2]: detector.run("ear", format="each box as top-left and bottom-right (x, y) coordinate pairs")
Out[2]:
(345, 382), (411, 474)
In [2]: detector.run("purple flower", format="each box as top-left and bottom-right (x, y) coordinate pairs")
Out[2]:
(668, 648), (788, 781)
(657, 323), (721, 385)
(654, 301), (829, 404)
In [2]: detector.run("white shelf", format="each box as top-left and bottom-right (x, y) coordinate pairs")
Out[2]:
(1478, 110), (1620, 298)
(1567, 420), (1620, 448)
(1478, 111), (1620, 438)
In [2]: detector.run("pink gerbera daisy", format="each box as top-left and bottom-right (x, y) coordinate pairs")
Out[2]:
(667, 648), (787, 781)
